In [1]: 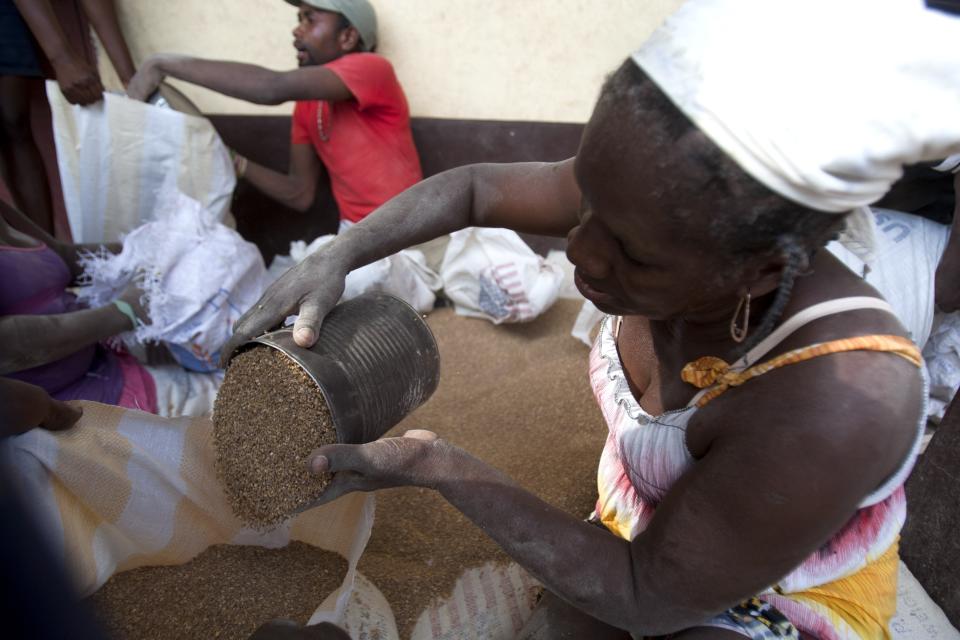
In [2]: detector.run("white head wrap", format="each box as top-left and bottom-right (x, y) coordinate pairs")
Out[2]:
(632, 0), (960, 216)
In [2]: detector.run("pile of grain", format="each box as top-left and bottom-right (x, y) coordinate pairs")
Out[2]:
(88, 542), (347, 640)
(359, 299), (607, 636)
(213, 346), (337, 528)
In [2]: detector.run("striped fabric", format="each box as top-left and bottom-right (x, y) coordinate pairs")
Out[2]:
(410, 562), (542, 640)
(46, 81), (235, 244)
(3, 401), (373, 626)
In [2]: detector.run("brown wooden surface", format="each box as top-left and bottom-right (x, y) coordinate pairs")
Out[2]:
(209, 115), (581, 264)
(901, 392), (960, 626)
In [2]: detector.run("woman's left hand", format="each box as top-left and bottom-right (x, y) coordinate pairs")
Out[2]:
(302, 430), (448, 508)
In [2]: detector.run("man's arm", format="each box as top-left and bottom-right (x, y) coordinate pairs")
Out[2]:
(127, 55), (352, 105)
(78, 0), (135, 85)
(240, 144), (323, 213)
(12, 0), (103, 104)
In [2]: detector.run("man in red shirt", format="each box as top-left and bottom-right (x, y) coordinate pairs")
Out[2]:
(128, 0), (422, 231)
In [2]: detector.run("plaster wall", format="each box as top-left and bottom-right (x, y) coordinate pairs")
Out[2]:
(102, 0), (683, 122)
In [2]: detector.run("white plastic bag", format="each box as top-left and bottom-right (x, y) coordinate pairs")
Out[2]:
(269, 235), (442, 313)
(76, 191), (266, 372)
(46, 82), (235, 243)
(827, 207), (950, 348)
(922, 312), (960, 423)
(440, 228), (564, 324)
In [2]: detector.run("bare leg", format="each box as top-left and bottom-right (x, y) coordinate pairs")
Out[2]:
(0, 75), (54, 234)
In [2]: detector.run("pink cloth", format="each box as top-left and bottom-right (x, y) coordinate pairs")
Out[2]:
(114, 348), (157, 414)
(0, 242), (156, 411)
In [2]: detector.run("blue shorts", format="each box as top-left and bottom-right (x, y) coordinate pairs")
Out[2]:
(0, 0), (43, 77)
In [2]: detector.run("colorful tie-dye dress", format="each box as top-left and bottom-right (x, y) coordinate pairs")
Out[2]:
(590, 297), (927, 639)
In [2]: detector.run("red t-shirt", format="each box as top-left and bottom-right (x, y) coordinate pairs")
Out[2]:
(291, 53), (423, 223)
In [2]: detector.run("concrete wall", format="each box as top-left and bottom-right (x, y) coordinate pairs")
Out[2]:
(101, 0), (683, 123)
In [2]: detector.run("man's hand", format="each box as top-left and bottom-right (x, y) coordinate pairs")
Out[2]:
(298, 430), (445, 510)
(51, 53), (104, 105)
(126, 55), (168, 102)
(0, 378), (83, 438)
(220, 250), (349, 365)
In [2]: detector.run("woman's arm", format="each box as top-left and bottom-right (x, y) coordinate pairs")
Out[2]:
(0, 298), (138, 374)
(305, 352), (921, 635)
(53, 241), (121, 281)
(222, 159), (581, 359)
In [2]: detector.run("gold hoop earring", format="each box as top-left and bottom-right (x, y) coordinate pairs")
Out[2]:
(730, 292), (751, 343)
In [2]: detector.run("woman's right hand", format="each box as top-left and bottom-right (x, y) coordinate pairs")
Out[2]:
(220, 251), (349, 365)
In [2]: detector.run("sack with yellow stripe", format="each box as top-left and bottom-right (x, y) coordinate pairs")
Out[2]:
(4, 401), (373, 628)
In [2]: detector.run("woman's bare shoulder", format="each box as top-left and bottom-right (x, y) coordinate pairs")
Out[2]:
(690, 346), (923, 499)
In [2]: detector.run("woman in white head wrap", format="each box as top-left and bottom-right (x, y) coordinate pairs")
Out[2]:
(219, 1), (960, 638)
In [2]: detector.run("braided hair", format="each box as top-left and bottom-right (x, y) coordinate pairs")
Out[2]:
(600, 60), (849, 351)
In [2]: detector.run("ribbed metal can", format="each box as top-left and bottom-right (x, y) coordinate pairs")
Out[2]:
(246, 293), (440, 444)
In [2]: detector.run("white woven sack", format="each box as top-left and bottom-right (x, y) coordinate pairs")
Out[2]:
(409, 562), (541, 640)
(923, 312), (960, 423)
(4, 401), (375, 627)
(827, 208), (950, 349)
(334, 562), (541, 640)
(76, 190), (266, 372)
(440, 228), (563, 324)
(46, 82), (235, 243)
(890, 561), (960, 639)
